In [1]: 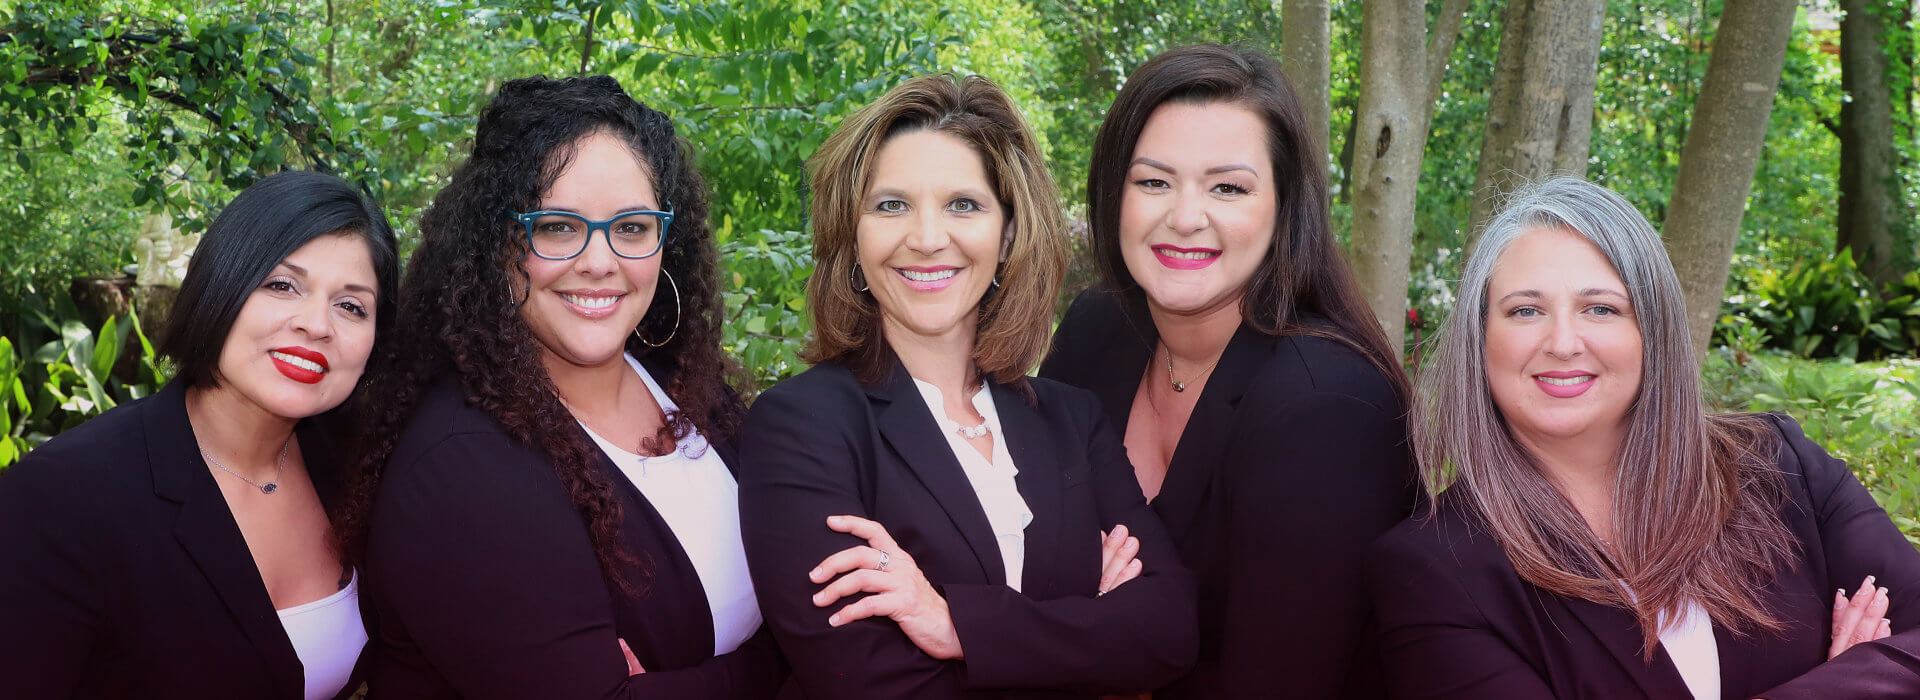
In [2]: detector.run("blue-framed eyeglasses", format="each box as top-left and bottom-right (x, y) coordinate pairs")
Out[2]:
(510, 204), (675, 260)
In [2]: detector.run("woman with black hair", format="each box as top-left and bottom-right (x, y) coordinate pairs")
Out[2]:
(345, 75), (784, 698)
(1039, 44), (1418, 698)
(0, 169), (399, 699)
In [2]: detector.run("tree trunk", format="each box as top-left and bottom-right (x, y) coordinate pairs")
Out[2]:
(1838, 0), (1900, 285)
(1348, 0), (1469, 357)
(1466, 0), (1608, 244)
(1281, 0), (1332, 178)
(1663, 0), (1798, 359)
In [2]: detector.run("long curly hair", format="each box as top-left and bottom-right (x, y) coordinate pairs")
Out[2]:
(337, 76), (742, 592)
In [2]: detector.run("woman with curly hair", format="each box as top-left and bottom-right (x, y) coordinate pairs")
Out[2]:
(343, 76), (785, 697)
(738, 73), (1197, 699)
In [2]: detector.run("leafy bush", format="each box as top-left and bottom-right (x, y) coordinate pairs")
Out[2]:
(1715, 253), (1920, 361)
(0, 296), (168, 470)
(1704, 337), (1920, 545)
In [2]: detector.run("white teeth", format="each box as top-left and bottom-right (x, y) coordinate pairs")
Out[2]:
(561, 293), (619, 309)
(271, 352), (325, 373)
(1537, 375), (1594, 386)
(899, 269), (958, 282)
(1159, 249), (1218, 260)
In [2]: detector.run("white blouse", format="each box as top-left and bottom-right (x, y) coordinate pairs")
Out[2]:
(910, 378), (1033, 591)
(578, 353), (762, 656)
(1624, 582), (1720, 700)
(277, 569), (367, 700)
(1659, 599), (1720, 700)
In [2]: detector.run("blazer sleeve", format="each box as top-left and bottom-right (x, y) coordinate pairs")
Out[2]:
(0, 457), (113, 699)
(941, 389), (1199, 693)
(366, 430), (779, 700)
(1203, 385), (1413, 695)
(737, 381), (972, 699)
(1757, 414), (1920, 699)
(1365, 525), (1557, 699)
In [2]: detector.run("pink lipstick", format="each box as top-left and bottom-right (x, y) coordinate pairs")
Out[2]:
(1152, 245), (1221, 270)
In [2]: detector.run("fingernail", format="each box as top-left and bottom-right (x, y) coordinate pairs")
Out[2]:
(1866, 575), (1878, 588)
(827, 614), (841, 626)
(810, 568), (823, 580)
(1880, 587), (1890, 598)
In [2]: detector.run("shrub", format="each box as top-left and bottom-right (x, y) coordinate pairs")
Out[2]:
(1716, 253), (1920, 361)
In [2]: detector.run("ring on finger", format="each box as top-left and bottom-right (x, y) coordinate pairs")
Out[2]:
(876, 549), (891, 573)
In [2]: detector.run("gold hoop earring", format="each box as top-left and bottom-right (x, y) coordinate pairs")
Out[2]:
(635, 270), (681, 348)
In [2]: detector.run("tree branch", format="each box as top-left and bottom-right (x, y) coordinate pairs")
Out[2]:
(1422, 0), (1472, 117)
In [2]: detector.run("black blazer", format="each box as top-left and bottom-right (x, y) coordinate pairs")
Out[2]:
(363, 370), (786, 699)
(1365, 413), (1920, 699)
(0, 379), (370, 699)
(1038, 288), (1418, 699)
(737, 358), (1199, 699)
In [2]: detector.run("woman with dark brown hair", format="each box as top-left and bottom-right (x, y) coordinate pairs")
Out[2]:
(1366, 177), (1920, 699)
(1039, 44), (1417, 698)
(738, 73), (1197, 699)
(342, 76), (785, 697)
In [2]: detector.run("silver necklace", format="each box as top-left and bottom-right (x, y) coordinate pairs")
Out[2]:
(199, 435), (291, 494)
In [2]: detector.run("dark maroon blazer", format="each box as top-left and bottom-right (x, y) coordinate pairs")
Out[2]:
(363, 370), (786, 699)
(1365, 413), (1920, 699)
(1039, 287), (1419, 699)
(0, 379), (370, 699)
(737, 357), (1199, 699)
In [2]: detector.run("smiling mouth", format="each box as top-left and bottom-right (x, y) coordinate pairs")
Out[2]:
(560, 292), (622, 310)
(1536, 375), (1594, 387)
(1157, 249), (1217, 260)
(899, 268), (958, 282)
(270, 351), (326, 374)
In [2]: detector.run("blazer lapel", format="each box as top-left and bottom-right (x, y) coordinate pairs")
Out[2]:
(146, 381), (303, 697)
(871, 362), (1007, 585)
(993, 383), (1063, 595)
(1153, 324), (1267, 536)
(1556, 595), (1693, 698)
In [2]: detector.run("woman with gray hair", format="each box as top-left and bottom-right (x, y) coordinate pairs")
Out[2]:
(1365, 177), (1920, 699)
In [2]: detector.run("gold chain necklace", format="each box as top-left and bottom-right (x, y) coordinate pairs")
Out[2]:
(1162, 340), (1222, 393)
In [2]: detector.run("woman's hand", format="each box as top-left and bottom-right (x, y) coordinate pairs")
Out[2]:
(811, 515), (965, 660)
(1829, 574), (1892, 659)
(1097, 523), (1143, 596)
(619, 638), (645, 676)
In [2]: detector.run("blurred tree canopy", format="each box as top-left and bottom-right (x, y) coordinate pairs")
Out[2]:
(2, 0), (1915, 383)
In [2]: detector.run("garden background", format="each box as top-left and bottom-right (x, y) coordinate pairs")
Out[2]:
(2, 0), (1918, 541)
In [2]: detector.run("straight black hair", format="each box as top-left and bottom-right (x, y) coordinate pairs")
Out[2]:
(160, 169), (399, 388)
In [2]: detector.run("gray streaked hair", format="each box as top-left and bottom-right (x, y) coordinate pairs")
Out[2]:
(1417, 176), (1795, 655)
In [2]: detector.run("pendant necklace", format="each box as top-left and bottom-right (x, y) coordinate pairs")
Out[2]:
(1162, 340), (1222, 393)
(200, 435), (291, 494)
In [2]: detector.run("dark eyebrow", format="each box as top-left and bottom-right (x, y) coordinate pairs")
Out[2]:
(1204, 163), (1258, 176)
(1130, 157), (1259, 177)
(1495, 289), (1542, 305)
(537, 204), (658, 215)
(279, 262), (377, 297)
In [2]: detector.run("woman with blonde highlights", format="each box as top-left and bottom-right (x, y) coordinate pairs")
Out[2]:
(739, 74), (1197, 698)
(1366, 177), (1920, 699)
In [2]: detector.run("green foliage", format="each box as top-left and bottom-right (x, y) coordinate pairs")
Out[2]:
(0, 296), (168, 471)
(1717, 252), (1920, 361)
(1704, 342), (1920, 543)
